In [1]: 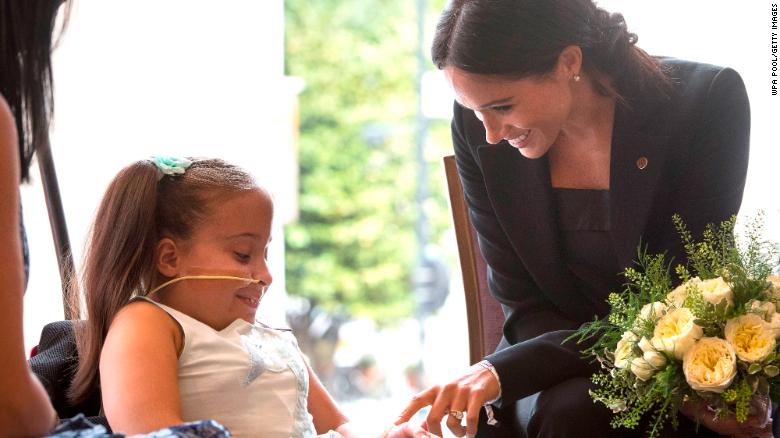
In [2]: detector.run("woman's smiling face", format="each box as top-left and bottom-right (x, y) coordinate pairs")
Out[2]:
(444, 64), (575, 159)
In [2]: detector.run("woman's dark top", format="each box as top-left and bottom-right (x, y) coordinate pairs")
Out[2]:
(554, 188), (619, 307)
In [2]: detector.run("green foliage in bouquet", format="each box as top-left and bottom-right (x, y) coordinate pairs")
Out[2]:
(569, 214), (780, 437)
(675, 215), (776, 313)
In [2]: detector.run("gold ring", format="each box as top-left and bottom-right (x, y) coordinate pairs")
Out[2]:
(448, 410), (465, 420)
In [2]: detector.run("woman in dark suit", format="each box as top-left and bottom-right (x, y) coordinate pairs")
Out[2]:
(397, 0), (759, 437)
(0, 0), (69, 435)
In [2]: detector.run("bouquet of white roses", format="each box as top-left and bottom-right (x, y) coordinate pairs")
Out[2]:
(572, 215), (780, 437)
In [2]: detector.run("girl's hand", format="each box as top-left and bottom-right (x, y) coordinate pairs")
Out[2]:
(384, 422), (438, 438)
(394, 363), (500, 437)
(680, 395), (772, 438)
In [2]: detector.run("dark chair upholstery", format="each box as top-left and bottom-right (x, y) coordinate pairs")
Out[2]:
(29, 320), (108, 428)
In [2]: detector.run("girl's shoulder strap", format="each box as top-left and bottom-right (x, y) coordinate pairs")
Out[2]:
(254, 320), (293, 333)
(128, 296), (187, 354)
(103, 296), (186, 361)
(131, 296), (188, 325)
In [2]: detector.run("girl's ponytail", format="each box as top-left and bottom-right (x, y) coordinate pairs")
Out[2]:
(68, 160), (160, 404)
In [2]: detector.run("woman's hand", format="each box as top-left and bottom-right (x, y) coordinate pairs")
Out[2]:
(679, 395), (773, 438)
(394, 363), (500, 437)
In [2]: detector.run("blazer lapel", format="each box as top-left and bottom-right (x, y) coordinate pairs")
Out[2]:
(609, 100), (672, 270)
(477, 143), (600, 322)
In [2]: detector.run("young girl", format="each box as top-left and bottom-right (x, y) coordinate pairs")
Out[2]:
(67, 157), (429, 437)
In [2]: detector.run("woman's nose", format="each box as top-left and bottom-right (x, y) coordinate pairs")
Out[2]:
(481, 114), (505, 144)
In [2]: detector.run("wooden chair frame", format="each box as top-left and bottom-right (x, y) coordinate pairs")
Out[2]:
(443, 155), (503, 365)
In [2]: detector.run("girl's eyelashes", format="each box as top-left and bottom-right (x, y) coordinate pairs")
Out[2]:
(492, 105), (513, 113)
(234, 252), (251, 263)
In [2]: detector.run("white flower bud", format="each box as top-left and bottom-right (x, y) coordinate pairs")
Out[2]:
(614, 331), (638, 369)
(630, 357), (657, 381)
(639, 302), (667, 322)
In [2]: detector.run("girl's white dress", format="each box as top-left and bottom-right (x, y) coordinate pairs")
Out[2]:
(135, 297), (341, 438)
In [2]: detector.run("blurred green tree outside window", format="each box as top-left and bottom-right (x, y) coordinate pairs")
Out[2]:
(284, 0), (454, 386)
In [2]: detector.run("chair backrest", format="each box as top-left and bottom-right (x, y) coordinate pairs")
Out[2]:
(36, 139), (77, 319)
(28, 320), (107, 427)
(443, 155), (503, 365)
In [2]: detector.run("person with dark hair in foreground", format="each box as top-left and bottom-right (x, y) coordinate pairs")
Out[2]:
(0, 0), (70, 435)
(397, 0), (760, 436)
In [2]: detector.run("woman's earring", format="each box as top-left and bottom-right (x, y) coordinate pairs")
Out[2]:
(573, 74), (581, 82)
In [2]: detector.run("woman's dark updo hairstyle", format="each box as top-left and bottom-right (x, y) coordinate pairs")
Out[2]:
(432, 0), (671, 104)
(0, 0), (69, 181)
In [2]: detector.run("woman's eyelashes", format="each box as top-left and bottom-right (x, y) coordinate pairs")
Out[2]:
(491, 105), (513, 113)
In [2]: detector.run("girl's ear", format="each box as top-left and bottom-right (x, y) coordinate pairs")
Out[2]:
(156, 238), (181, 277)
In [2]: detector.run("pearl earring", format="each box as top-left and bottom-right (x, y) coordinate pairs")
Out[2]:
(573, 74), (581, 82)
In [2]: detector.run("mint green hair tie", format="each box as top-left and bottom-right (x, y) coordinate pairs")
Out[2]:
(152, 156), (193, 176)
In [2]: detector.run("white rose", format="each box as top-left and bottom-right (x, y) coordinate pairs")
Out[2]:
(638, 337), (667, 368)
(725, 314), (776, 363)
(749, 300), (777, 321)
(767, 275), (780, 301)
(639, 302), (667, 322)
(651, 307), (704, 360)
(769, 313), (780, 340)
(666, 278), (699, 307)
(683, 337), (737, 393)
(698, 277), (733, 307)
(614, 331), (638, 369)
